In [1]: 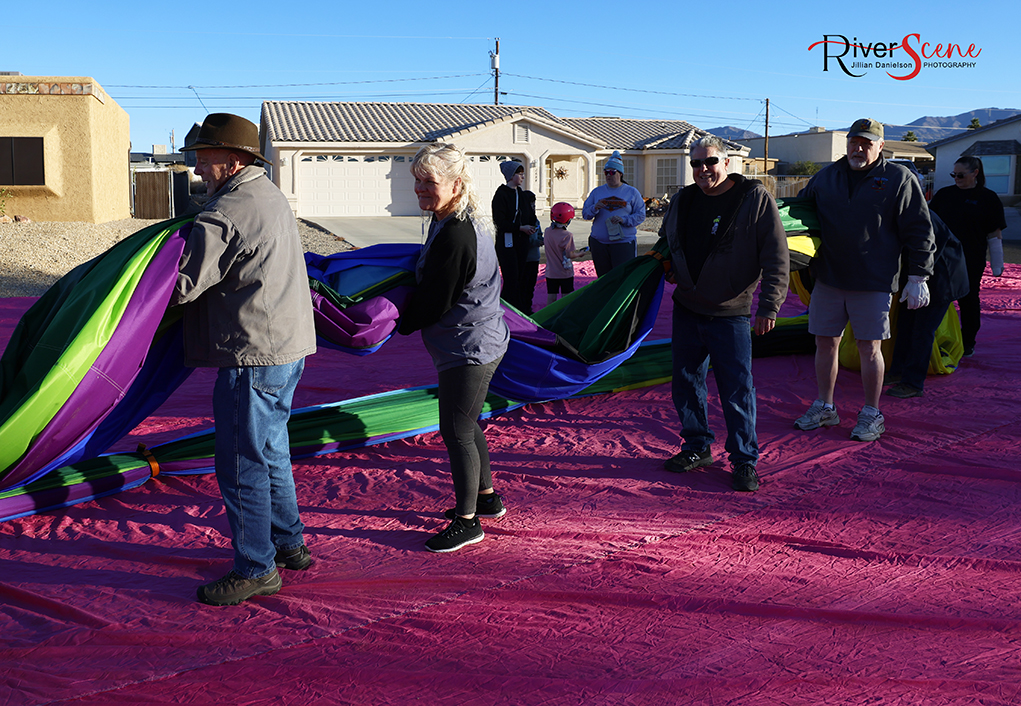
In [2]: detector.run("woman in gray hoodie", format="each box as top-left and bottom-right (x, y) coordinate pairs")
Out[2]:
(399, 143), (510, 553)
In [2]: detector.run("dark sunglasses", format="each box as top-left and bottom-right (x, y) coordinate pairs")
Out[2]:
(690, 156), (722, 168)
(950, 171), (972, 179)
(603, 169), (619, 175)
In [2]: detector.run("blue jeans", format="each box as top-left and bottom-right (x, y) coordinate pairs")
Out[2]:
(213, 359), (306, 578)
(671, 305), (758, 466)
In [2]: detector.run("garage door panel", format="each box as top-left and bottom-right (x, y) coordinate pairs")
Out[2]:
(296, 154), (418, 217)
(297, 153), (516, 217)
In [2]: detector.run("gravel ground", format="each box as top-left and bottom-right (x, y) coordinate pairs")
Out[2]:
(0, 217), (353, 298)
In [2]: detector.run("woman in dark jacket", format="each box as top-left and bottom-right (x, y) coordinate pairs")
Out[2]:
(492, 160), (538, 313)
(399, 143), (510, 553)
(928, 156), (1007, 356)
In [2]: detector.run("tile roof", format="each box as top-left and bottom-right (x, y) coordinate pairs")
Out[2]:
(560, 117), (744, 151)
(262, 101), (570, 143)
(961, 139), (1021, 156)
(261, 101), (738, 152)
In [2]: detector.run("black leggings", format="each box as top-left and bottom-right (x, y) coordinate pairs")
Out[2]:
(436, 356), (503, 516)
(957, 244), (987, 349)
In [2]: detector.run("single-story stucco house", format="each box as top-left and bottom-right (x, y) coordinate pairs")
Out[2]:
(259, 101), (747, 217)
(0, 75), (130, 223)
(926, 114), (1021, 204)
(737, 127), (934, 172)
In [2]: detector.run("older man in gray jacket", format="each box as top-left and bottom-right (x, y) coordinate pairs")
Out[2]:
(176, 114), (316, 606)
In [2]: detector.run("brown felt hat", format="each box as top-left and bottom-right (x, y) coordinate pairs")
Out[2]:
(182, 113), (268, 163)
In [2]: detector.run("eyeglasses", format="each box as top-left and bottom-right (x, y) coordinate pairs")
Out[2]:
(690, 156), (722, 169)
(950, 171), (972, 179)
(603, 169), (619, 175)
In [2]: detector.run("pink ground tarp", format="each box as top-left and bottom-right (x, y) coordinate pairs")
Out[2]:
(2, 263), (1021, 705)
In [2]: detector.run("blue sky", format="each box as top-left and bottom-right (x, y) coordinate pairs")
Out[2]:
(5, 0), (1017, 150)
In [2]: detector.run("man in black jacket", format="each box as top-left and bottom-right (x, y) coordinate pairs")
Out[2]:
(885, 211), (970, 398)
(659, 135), (789, 492)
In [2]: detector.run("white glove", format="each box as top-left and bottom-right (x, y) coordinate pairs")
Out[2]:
(900, 275), (930, 310)
(988, 237), (1004, 277)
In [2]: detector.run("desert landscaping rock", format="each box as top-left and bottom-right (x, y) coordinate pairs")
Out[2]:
(0, 217), (353, 298)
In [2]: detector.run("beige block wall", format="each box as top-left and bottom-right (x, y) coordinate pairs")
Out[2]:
(0, 77), (130, 223)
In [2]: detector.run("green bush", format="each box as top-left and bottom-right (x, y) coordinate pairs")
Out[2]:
(788, 161), (821, 176)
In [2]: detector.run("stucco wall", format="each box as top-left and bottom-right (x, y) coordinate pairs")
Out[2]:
(455, 119), (600, 202)
(931, 122), (1021, 198)
(0, 77), (130, 223)
(738, 132), (846, 167)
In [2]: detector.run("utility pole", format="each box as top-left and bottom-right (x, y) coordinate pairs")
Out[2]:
(764, 98), (770, 174)
(491, 38), (500, 106)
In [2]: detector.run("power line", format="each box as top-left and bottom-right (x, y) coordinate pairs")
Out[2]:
(460, 75), (495, 104)
(505, 91), (766, 125)
(187, 86), (209, 113)
(769, 102), (816, 130)
(503, 73), (762, 102)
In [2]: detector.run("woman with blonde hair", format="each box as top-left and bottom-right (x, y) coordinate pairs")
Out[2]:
(398, 143), (510, 552)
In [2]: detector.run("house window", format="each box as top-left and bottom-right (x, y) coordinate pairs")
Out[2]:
(656, 158), (678, 196)
(514, 124), (531, 144)
(0, 137), (45, 185)
(982, 155), (1010, 194)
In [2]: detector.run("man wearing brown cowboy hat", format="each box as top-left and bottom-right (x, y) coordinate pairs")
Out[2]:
(175, 113), (317, 606)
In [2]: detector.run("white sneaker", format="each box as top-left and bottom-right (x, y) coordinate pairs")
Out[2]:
(794, 400), (840, 430)
(850, 407), (885, 442)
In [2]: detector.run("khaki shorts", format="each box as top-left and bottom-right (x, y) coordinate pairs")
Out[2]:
(808, 280), (892, 341)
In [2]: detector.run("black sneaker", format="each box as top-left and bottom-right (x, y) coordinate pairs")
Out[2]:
(732, 463), (760, 492)
(197, 569), (282, 606)
(664, 448), (713, 473)
(885, 383), (924, 399)
(425, 516), (484, 553)
(444, 492), (506, 520)
(275, 545), (312, 571)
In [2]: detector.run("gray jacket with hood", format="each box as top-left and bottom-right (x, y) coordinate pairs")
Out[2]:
(172, 165), (316, 367)
(660, 174), (789, 319)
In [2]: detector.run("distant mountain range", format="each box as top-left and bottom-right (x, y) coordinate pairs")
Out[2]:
(707, 126), (762, 141)
(708, 108), (1021, 144)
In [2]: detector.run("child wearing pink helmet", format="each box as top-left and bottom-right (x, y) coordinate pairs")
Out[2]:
(543, 202), (583, 306)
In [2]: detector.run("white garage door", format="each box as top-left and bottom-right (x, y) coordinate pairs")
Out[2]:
(467, 155), (516, 200)
(296, 154), (419, 217)
(295, 153), (519, 217)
